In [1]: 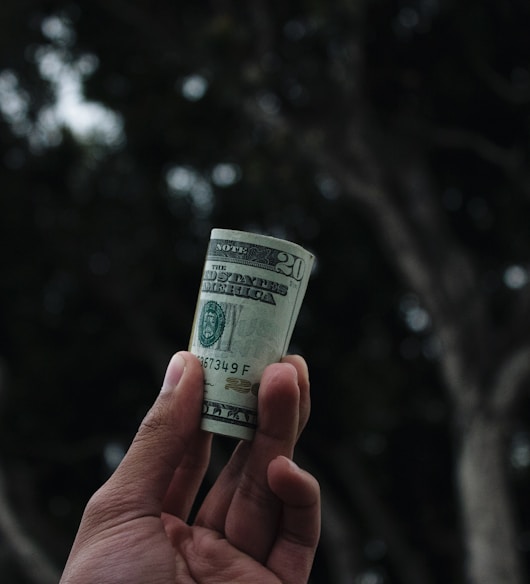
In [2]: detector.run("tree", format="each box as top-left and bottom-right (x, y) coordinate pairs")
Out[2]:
(0, 1), (529, 583)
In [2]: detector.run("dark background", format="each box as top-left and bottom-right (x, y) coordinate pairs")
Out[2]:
(1, 2), (530, 583)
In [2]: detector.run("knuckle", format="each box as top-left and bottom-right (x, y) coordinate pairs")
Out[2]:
(133, 402), (175, 451)
(82, 486), (116, 524)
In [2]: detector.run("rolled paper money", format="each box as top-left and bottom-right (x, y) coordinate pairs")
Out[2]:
(189, 228), (314, 440)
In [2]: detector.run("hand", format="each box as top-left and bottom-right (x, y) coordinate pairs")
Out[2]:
(60, 351), (320, 584)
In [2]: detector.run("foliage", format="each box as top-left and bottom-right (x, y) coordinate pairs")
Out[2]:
(1, 1), (530, 583)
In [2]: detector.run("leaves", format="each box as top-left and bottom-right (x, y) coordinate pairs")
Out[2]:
(1, 1), (530, 583)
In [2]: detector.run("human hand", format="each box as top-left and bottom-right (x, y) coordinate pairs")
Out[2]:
(60, 351), (320, 584)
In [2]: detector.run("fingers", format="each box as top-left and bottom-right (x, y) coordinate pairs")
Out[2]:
(99, 351), (207, 519)
(161, 424), (212, 520)
(222, 362), (301, 561)
(266, 456), (321, 584)
(281, 354), (311, 438)
(194, 354), (310, 534)
(195, 361), (301, 538)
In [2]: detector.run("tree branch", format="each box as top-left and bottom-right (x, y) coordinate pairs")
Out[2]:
(429, 126), (522, 172)
(246, 98), (483, 409)
(0, 467), (60, 584)
(472, 54), (530, 106)
(408, 118), (530, 197)
(489, 345), (530, 416)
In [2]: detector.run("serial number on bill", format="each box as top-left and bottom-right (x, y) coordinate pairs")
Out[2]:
(197, 355), (251, 375)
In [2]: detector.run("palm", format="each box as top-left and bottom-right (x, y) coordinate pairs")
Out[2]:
(163, 518), (281, 583)
(76, 516), (280, 584)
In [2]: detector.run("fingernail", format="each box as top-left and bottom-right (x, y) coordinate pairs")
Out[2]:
(160, 352), (186, 394)
(286, 457), (300, 472)
(277, 455), (300, 473)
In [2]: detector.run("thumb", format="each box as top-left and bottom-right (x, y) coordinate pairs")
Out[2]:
(103, 351), (205, 515)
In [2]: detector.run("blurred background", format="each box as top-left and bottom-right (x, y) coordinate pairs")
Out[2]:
(1, 1), (530, 583)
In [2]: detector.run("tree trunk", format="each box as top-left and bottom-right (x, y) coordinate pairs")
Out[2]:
(456, 411), (524, 584)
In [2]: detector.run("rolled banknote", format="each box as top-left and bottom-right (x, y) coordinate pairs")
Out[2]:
(189, 228), (314, 440)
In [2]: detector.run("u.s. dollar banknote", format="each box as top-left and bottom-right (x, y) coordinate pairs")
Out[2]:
(189, 229), (314, 440)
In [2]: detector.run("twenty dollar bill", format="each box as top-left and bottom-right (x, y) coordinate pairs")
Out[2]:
(189, 228), (314, 440)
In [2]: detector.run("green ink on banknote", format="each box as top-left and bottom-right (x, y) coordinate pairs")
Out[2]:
(198, 301), (225, 347)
